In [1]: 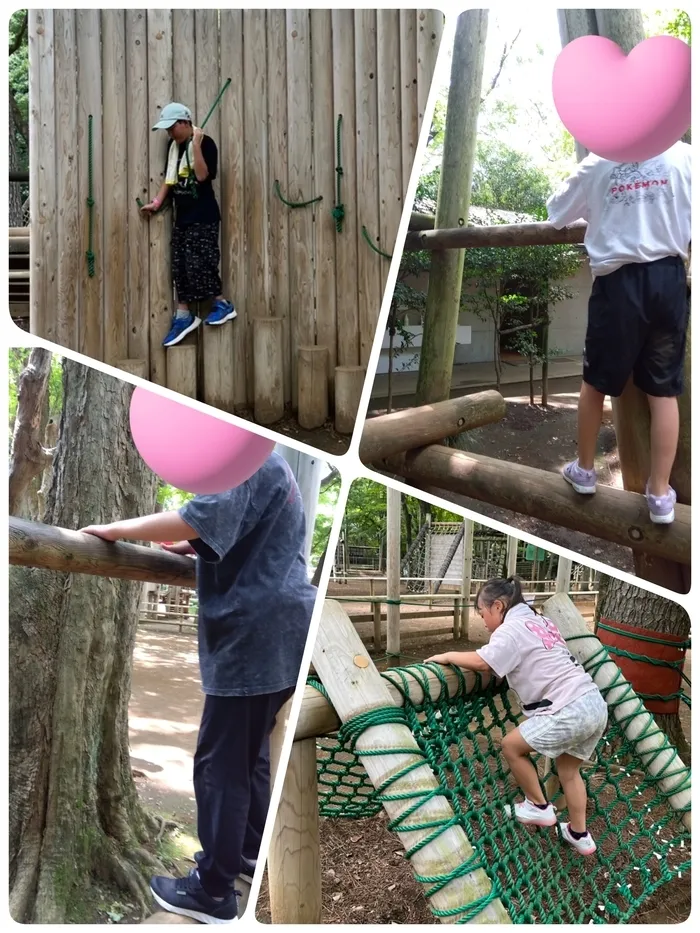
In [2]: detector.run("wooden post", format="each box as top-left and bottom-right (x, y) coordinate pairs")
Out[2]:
(359, 390), (506, 463)
(381, 446), (691, 569)
(386, 487), (401, 658)
(372, 599), (383, 651)
(254, 318), (285, 425)
(334, 365), (366, 435)
(312, 601), (511, 922)
(298, 347), (329, 429)
(460, 519), (474, 638)
(544, 593), (691, 831)
(414, 10), (489, 406)
(506, 536), (518, 577)
(117, 359), (149, 380)
(555, 557), (572, 595)
(452, 596), (460, 640)
(399, 11), (418, 193)
(166, 344), (198, 399)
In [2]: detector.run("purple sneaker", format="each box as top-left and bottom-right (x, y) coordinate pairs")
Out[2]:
(646, 483), (676, 524)
(562, 460), (597, 494)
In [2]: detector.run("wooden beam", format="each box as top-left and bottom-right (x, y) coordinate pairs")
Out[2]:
(380, 446), (691, 564)
(359, 390), (506, 463)
(409, 209), (435, 231)
(405, 220), (587, 252)
(9, 518), (196, 586)
(311, 600), (510, 923)
(544, 593), (691, 832)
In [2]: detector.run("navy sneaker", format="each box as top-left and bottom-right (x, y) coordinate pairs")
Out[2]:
(194, 849), (256, 885)
(150, 868), (238, 924)
(163, 313), (201, 347)
(205, 299), (237, 326)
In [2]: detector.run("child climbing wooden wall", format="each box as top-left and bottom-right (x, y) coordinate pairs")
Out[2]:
(29, 8), (443, 431)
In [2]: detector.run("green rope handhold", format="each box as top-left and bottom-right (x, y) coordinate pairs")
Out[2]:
(333, 114), (344, 232)
(274, 179), (322, 209)
(86, 114), (95, 278)
(362, 225), (392, 260)
(596, 622), (690, 650)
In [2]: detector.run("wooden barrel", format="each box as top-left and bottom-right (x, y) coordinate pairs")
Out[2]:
(596, 618), (688, 715)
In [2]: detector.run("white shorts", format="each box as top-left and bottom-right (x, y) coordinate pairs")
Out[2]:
(519, 688), (608, 760)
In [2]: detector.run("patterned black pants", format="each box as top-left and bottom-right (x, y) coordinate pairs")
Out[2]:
(171, 222), (223, 303)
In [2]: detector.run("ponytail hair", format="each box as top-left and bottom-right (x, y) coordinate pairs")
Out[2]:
(475, 575), (526, 616)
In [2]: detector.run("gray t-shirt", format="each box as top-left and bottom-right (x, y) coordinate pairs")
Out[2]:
(476, 603), (598, 716)
(179, 452), (317, 697)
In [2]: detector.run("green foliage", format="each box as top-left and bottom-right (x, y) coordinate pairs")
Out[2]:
(8, 350), (63, 444)
(157, 485), (195, 511)
(10, 10), (29, 168)
(471, 141), (551, 218)
(311, 470), (342, 564)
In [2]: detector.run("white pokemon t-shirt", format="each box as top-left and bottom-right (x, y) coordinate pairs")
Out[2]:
(546, 141), (691, 277)
(476, 603), (599, 716)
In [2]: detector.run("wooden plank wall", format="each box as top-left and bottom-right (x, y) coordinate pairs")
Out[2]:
(29, 9), (443, 421)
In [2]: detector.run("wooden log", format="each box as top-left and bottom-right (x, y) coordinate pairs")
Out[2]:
(377, 9), (403, 274)
(460, 519), (474, 638)
(297, 346), (329, 430)
(382, 445), (691, 564)
(372, 599), (382, 650)
(332, 10), (360, 368)
(544, 593), (691, 832)
(8, 271), (30, 281)
(166, 344), (198, 399)
(355, 9), (382, 366)
(9, 518), (196, 587)
(386, 487), (402, 657)
(334, 365), (365, 435)
(311, 601), (511, 922)
(219, 10), (246, 409)
(267, 9), (292, 406)
(405, 220), (588, 252)
(360, 390), (506, 462)
(117, 359), (149, 380)
(126, 9), (151, 362)
(268, 737), (322, 924)
(415, 11), (488, 407)
(506, 536), (518, 577)
(310, 9), (337, 404)
(399, 11), (418, 194)
(254, 318), (285, 425)
(409, 210), (435, 231)
(452, 596), (460, 640)
(147, 9), (174, 386)
(54, 9), (80, 352)
(9, 227), (30, 238)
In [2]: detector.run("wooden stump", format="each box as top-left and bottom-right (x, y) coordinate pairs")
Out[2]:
(254, 318), (284, 425)
(117, 359), (149, 380)
(166, 344), (198, 399)
(334, 365), (366, 435)
(298, 346), (329, 430)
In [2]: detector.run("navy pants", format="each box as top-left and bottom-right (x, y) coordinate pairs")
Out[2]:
(194, 689), (293, 897)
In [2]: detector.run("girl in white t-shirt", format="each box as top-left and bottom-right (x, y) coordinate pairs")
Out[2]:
(427, 576), (608, 856)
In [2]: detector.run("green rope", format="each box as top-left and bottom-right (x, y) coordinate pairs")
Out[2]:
(274, 179), (322, 209)
(86, 114), (95, 278)
(362, 224), (392, 260)
(331, 114), (345, 232)
(200, 77), (232, 130)
(313, 641), (691, 923)
(596, 622), (690, 650)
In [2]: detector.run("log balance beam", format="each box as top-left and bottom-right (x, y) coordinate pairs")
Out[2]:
(360, 390), (506, 462)
(404, 220), (587, 251)
(9, 518), (196, 587)
(379, 446), (690, 564)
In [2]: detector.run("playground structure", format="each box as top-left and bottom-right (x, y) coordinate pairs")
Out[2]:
(28, 9), (442, 433)
(359, 393), (692, 591)
(267, 595), (691, 924)
(9, 225), (29, 325)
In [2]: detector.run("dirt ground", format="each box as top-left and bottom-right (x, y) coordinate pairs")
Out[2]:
(256, 611), (691, 926)
(381, 391), (638, 575)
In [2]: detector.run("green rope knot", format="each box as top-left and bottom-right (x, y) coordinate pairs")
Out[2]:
(274, 179), (322, 209)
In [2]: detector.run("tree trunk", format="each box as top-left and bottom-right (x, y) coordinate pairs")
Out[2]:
(9, 361), (162, 923)
(597, 578), (690, 764)
(9, 348), (55, 519)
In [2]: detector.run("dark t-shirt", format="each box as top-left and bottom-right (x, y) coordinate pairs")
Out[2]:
(165, 135), (221, 227)
(179, 452), (317, 697)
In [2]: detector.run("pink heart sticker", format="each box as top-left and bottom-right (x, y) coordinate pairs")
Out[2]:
(553, 35), (690, 162)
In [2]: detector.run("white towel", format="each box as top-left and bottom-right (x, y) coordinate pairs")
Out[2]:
(165, 139), (195, 187)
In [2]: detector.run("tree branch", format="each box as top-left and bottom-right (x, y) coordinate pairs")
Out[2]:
(9, 11), (28, 56)
(320, 466), (341, 491)
(481, 29), (522, 104)
(499, 316), (548, 336)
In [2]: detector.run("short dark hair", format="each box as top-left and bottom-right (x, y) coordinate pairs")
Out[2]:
(475, 576), (526, 614)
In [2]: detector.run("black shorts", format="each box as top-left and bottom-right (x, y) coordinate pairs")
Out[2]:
(583, 255), (689, 398)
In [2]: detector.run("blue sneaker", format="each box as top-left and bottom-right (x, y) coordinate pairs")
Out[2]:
(150, 868), (239, 924)
(162, 313), (201, 347)
(205, 299), (237, 326)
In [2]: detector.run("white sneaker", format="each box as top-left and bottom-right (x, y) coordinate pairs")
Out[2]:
(559, 821), (597, 856)
(504, 799), (557, 827)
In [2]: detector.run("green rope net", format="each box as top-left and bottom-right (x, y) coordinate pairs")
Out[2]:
(311, 652), (690, 924)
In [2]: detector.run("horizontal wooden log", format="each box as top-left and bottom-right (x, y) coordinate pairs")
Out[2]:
(360, 390), (506, 462)
(381, 446), (691, 563)
(404, 220), (587, 251)
(9, 226), (29, 238)
(409, 210), (435, 231)
(9, 518), (196, 586)
(9, 172), (29, 184)
(9, 270), (29, 281)
(9, 237), (30, 253)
